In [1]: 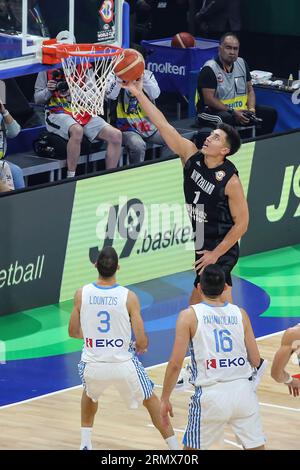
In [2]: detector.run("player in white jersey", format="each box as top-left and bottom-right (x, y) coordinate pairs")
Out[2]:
(68, 246), (179, 450)
(160, 264), (266, 450)
(271, 324), (300, 397)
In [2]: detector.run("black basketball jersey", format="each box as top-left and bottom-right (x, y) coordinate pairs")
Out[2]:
(184, 151), (239, 250)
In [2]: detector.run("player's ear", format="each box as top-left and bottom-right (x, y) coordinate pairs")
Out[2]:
(221, 146), (230, 157)
(117, 264), (120, 271)
(223, 283), (229, 291)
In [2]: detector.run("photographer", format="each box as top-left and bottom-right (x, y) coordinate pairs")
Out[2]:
(106, 68), (171, 164)
(196, 33), (277, 136)
(34, 67), (122, 177)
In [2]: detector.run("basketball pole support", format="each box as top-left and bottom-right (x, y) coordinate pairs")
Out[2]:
(122, 1), (130, 49)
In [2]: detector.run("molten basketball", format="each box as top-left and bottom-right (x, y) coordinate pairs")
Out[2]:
(171, 32), (196, 48)
(114, 49), (145, 82)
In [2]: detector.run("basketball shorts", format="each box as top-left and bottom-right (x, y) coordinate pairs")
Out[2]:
(183, 379), (265, 449)
(78, 356), (154, 409)
(194, 243), (239, 287)
(45, 113), (109, 142)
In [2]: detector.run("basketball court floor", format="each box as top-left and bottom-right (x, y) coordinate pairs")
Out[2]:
(1, 244), (300, 449)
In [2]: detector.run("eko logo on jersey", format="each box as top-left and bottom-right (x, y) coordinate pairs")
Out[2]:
(206, 357), (246, 369)
(99, 0), (114, 23)
(85, 337), (124, 348)
(206, 359), (217, 369)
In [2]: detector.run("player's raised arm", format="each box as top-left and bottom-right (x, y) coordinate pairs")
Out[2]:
(122, 80), (197, 164)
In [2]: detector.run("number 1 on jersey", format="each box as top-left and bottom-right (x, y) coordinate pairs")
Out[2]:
(193, 191), (201, 204)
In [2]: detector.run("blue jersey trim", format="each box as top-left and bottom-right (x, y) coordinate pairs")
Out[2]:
(183, 386), (202, 449)
(92, 283), (120, 290)
(201, 301), (228, 308)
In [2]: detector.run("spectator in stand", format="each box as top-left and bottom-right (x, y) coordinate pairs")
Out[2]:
(106, 69), (169, 164)
(196, 32), (277, 136)
(0, 159), (13, 192)
(147, 0), (189, 39)
(127, 0), (152, 45)
(0, 100), (25, 190)
(195, 0), (241, 39)
(34, 68), (122, 177)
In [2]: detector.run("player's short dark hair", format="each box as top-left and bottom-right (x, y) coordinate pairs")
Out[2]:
(200, 264), (225, 298)
(217, 123), (241, 156)
(219, 32), (240, 44)
(96, 247), (118, 278)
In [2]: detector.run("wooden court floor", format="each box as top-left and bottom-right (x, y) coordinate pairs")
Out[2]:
(0, 332), (299, 450)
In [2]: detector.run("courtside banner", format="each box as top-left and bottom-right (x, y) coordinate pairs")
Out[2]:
(240, 131), (300, 255)
(142, 38), (218, 95)
(0, 183), (75, 316)
(60, 149), (254, 302)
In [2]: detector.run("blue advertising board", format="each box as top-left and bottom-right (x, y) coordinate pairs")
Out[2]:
(142, 37), (219, 95)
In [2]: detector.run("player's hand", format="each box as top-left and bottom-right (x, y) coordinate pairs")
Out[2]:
(288, 378), (300, 397)
(135, 75), (144, 88)
(47, 80), (57, 92)
(194, 250), (219, 273)
(121, 80), (142, 97)
(135, 345), (148, 355)
(134, 340), (148, 355)
(160, 399), (173, 428)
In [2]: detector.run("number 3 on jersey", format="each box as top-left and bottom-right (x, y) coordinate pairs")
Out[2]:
(97, 310), (111, 333)
(213, 329), (233, 352)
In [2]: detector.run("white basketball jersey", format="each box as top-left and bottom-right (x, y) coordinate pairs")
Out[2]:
(80, 283), (131, 363)
(190, 302), (252, 387)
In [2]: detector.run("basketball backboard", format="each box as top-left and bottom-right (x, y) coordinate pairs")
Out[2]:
(0, 0), (125, 78)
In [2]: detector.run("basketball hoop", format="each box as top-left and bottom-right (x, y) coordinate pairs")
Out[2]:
(42, 41), (124, 117)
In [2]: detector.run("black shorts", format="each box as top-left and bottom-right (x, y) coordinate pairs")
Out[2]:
(193, 244), (239, 288)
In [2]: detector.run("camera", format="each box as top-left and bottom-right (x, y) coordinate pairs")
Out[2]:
(33, 134), (56, 159)
(51, 69), (69, 94)
(242, 110), (263, 126)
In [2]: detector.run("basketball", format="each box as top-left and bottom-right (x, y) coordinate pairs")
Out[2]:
(114, 48), (145, 82)
(171, 32), (196, 48)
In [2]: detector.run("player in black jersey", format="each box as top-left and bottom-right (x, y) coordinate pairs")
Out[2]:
(183, 124), (245, 304)
(121, 80), (248, 305)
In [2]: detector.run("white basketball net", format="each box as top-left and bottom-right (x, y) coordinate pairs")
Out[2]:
(60, 46), (123, 117)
